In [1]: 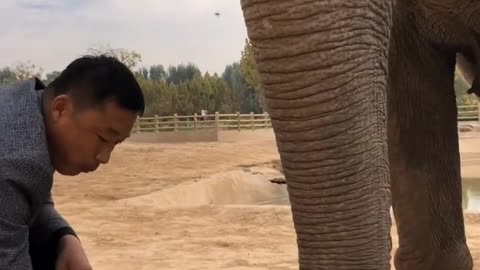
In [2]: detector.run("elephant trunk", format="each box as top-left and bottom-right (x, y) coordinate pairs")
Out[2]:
(240, 0), (394, 269)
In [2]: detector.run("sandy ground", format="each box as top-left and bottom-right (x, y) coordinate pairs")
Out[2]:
(51, 129), (480, 269)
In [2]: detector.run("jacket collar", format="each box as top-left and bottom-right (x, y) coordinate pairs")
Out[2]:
(31, 76), (46, 91)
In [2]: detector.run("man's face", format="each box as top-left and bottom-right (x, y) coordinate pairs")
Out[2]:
(45, 94), (138, 176)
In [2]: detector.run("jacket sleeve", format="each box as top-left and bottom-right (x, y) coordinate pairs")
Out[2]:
(0, 180), (33, 270)
(0, 159), (42, 270)
(0, 156), (75, 270)
(28, 193), (77, 270)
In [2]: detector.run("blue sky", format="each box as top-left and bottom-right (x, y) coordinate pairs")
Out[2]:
(0, 0), (249, 75)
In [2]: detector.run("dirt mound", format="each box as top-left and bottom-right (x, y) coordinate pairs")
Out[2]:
(239, 159), (283, 174)
(460, 125), (475, 132)
(118, 168), (290, 208)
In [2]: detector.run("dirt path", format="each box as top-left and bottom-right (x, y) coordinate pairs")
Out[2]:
(51, 130), (480, 269)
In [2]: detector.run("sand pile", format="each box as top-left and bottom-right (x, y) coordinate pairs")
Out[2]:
(118, 167), (290, 208)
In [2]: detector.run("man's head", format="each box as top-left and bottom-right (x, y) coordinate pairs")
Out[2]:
(42, 55), (144, 176)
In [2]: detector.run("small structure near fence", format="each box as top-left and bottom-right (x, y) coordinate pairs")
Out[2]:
(132, 112), (272, 133)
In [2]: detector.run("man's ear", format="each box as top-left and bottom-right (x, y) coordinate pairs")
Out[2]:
(50, 94), (74, 122)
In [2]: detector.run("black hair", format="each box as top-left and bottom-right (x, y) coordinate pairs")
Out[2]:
(47, 55), (145, 116)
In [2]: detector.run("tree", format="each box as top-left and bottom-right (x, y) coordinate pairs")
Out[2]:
(222, 62), (263, 113)
(240, 38), (261, 90)
(222, 63), (248, 112)
(0, 67), (17, 87)
(455, 69), (476, 106)
(174, 81), (194, 115)
(44, 71), (61, 85)
(149, 65), (167, 81)
(206, 73), (236, 113)
(166, 63), (202, 85)
(87, 44), (142, 69)
(12, 61), (43, 81)
(239, 38), (265, 112)
(0, 42), (271, 114)
(0, 61), (43, 88)
(135, 67), (149, 80)
(139, 78), (175, 116)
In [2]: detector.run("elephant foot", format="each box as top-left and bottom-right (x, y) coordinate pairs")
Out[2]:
(394, 244), (473, 270)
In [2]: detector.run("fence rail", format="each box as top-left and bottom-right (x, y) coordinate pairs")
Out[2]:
(132, 104), (480, 133)
(458, 105), (480, 121)
(132, 112), (272, 133)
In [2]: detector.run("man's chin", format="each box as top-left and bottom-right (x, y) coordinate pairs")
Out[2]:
(55, 166), (83, 176)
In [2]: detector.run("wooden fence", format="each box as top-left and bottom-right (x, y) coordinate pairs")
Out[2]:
(132, 112), (272, 133)
(131, 104), (480, 133)
(458, 105), (480, 121)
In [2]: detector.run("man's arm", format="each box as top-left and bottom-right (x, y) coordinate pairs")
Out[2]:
(0, 179), (33, 270)
(29, 194), (77, 270)
(0, 155), (56, 270)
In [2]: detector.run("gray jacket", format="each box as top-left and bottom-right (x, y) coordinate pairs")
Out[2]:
(0, 78), (75, 269)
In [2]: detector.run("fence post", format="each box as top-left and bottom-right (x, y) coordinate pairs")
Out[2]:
(133, 116), (139, 133)
(251, 112), (255, 130)
(154, 115), (159, 133)
(194, 113), (198, 131)
(264, 112), (269, 128)
(477, 102), (480, 122)
(215, 112), (220, 131)
(174, 113), (178, 132)
(237, 112), (241, 131)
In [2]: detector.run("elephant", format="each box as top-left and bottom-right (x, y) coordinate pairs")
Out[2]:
(238, 0), (479, 269)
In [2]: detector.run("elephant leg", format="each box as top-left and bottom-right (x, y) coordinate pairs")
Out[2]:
(240, 0), (394, 269)
(388, 9), (473, 269)
(388, 62), (473, 270)
(415, 11), (480, 96)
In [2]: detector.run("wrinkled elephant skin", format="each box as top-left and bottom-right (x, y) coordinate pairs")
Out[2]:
(239, 0), (478, 269)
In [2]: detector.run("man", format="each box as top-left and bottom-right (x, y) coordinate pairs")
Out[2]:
(0, 55), (145, 269)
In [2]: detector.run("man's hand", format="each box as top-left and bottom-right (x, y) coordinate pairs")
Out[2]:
(56, 235), (92, 270)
